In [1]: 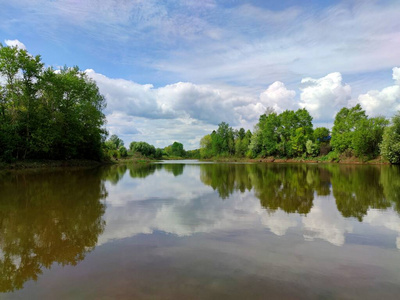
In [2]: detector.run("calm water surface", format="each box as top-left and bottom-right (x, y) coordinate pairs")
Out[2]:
(1, 161), (400, 299)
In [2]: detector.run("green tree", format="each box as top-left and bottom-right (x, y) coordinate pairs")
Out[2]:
(118, 146), (128, 158)
(109, 134), (124, 149)
(0, 44), (106, 161)
(200, 134), (213, 158)
(352, 116), (388, 159)
(130, 141), (156, 157)
(170, 141), (185, 157)
(313, 127), (330, 142)
(380, 112), (400, 164)
(331, 104), (367, 154)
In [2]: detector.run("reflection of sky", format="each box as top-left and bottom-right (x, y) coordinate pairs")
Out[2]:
(99, 164), (400, 250)
(302, 193), (353, 246)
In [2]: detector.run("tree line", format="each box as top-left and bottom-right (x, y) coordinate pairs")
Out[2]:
(104, 135), (198, 160)
(200, 105), (400, 164)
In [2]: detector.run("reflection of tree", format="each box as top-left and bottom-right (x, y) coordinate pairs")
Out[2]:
(128, 164), (161, 178)
(249, 164), (314, 214)
(101, 164), (128, 184)
(200, 164), (315, 214)
(163, 164), (185, 177)
(380, 165), (400, 214)
(200, 164), (252, 199)
(200, 163), (400, 221)
(0, 168), (106, 292)
(329, 165), (390, 221)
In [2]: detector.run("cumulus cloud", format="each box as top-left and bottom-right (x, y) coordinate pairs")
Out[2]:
(85, 69), (266, 148)
(299, 72), (352, 122)
(4, 39), (26, 50)
(393, 67), (400, 85)
(358, 67), (400, 117)
(259, 81), (297, 113)
(86, 69), (255, 126)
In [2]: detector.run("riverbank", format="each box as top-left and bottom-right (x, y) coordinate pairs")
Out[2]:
(203, 155), (390, 165)
(0, 159), (108, 170)
(0, 154), (391, 170)
(0, 156), (158, 170)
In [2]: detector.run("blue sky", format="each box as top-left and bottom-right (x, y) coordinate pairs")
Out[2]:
(1, 0), (399, 149)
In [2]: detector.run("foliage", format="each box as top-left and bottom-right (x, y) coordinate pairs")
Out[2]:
(130, 141), (156, 157)
(119, 146), (128, 158)
(249, 108), (313, 158)
(0, 44), (106, 162)
(109, 134), (124, 149)
(165, 141), (186, 157)
(331, 104), (367, 153)
(352, 116), (388, 159)
(380, 112), (400, 164)
(306, 140), (319, 157)
(313, 127), (330, 142)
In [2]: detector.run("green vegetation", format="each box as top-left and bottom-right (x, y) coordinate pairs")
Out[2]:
(200, 105), (398, 164)
(380, 113), (400, 164)
(0, 44), (106, 162)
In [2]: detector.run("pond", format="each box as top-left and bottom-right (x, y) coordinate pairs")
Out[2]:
(1, 161), (400, 299)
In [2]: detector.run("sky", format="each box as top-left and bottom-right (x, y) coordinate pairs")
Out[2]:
(1, 0), (400, 150)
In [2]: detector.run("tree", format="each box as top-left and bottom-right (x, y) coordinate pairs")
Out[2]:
(313, 127), (330, 142)
(380, 112), (400, 164)
(200, 134), (213, 158)
(331, 104), (367, 153)
(130, 141), (156, 157)
(170, 141), (185, 157)
(352, 116), (388, 159)
(0, 44), (106, 161)
(119, 146), (128, 158)
(109, 134), (124, 149)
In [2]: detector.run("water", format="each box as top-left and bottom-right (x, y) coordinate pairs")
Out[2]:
(1, 161), (400, 299)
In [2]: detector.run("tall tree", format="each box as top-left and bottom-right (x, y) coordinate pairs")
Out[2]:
(331, 104), (367, 153)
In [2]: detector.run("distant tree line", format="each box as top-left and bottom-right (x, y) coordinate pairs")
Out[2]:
(0, 44), (106, 162)
(200, 105), (400, 164)
(103, 136), (200, 160)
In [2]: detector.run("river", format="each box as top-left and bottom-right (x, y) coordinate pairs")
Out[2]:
(1, 161), (400, 299)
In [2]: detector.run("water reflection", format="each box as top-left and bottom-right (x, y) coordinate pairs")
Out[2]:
(199, 163), (400, 218)
(0, 169), (107, 292)
(99, 163), (400, 248)
(2, 162), (400, 295)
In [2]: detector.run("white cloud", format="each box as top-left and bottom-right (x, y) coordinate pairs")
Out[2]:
(4, 39), (26, 50)
(393, 67), (400, 85)
(86, 69), (265, 148)
(358, 67), (400, 117)
(299, 72), (352, 122)
(259, 81), (297, 113)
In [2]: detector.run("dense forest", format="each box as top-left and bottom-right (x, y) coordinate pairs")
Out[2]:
(200, 106), (400, 164)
